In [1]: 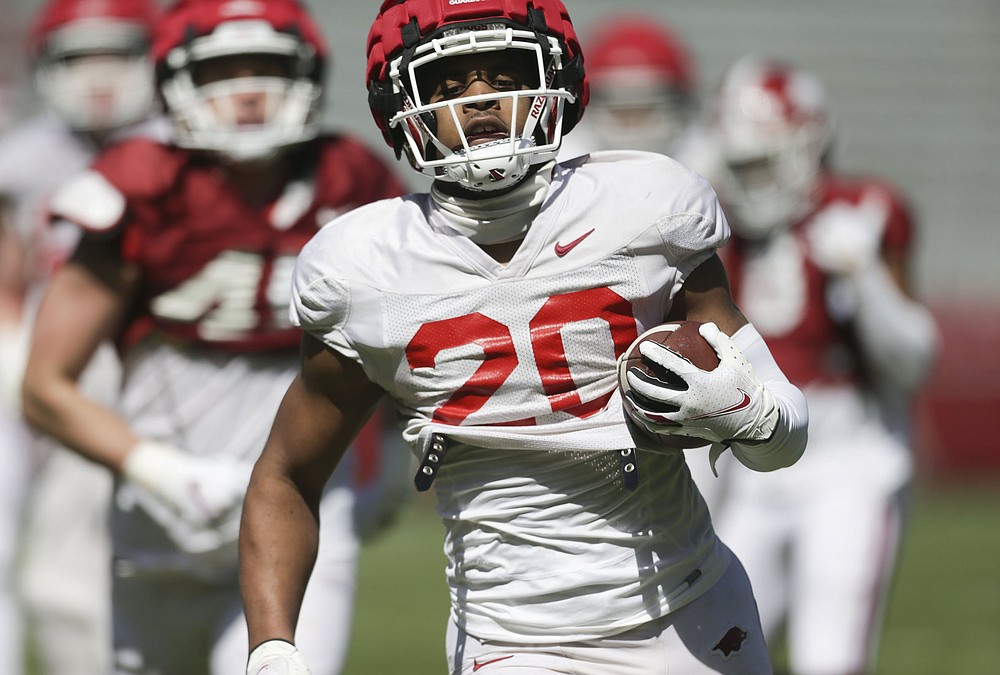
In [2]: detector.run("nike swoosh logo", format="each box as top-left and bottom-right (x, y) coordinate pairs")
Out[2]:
(690, 389), (753, 420)
(554, 228), (595, 257)
(473, 655), (515, 671)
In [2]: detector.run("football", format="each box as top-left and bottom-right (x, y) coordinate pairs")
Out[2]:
(619, 321), (720, 449)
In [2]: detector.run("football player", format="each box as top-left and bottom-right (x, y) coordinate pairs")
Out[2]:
(706, 56), (937, 675)
(239, 1), (809, 674)
(0, 0), (162, 672)
(557, 15), (711, 170)
(19, 0), (407, 673)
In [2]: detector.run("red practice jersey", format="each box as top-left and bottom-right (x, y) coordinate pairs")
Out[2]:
(52, 135), (406, 353)
(722, 172), (915, 387)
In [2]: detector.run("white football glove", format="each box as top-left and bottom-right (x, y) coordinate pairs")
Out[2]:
(247, 640), (312, 675)
(805, 191), (889, 276)
(620, 322), (779, 444)
(122, 440), (253, 530)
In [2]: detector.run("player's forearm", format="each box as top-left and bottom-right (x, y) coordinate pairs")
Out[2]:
(21, 369), (137, 472)
(239, 464), (321, 649)
(849, 264), (937, 392)
(727, 323), (808, 472)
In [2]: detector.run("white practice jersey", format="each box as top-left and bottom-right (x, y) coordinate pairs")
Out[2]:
(292, 151), (732, 642)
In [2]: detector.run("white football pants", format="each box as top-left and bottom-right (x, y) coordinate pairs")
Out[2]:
(712, 386), (911, 675)
(446, 553), (772, 674)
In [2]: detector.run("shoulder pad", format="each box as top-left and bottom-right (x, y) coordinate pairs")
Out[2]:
(314, 135), (408, 203)
(91, 138), (188, 201)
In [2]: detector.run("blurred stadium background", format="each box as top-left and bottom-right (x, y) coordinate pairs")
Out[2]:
(4, 1), (998, 673)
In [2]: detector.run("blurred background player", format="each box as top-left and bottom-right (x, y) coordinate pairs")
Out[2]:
(558, 14), (710, 170)
(0, 0), (163, 672)
(705, 55), (938, 674)
(20, 0), (407, 673)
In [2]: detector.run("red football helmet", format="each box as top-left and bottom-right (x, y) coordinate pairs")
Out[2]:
(366, 0), (588, 191)
(712, 56), (833, 238)
(583, 16), (697, 153)
(28, 0), (158, 132)
(153, 0), (328, 161)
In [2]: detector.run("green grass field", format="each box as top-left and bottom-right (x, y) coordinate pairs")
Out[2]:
(343, 479), (1000, 675)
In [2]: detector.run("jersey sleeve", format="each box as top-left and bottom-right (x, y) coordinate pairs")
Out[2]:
(289, 204), (386, 363)
(580, 151), (730, 276)
(48, 139), (184, 235)
(633, 152), (729, 277)
(316, 134), (409, 206)
(48, 169), (128, 234)
(290, 235), (355, 359)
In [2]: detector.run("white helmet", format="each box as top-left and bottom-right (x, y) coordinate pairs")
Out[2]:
(153, 0), (327, 162)
(29, 0), (158, 133)
(366, 0), (588, 192)
(713, 56), (832, 238)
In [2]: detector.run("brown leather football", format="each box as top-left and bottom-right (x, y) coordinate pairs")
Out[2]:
(620, 321), (719, 449)
(622, 321), (720, 376)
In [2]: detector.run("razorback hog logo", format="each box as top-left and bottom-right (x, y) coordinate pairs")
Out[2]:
(711, 626), (749, 660)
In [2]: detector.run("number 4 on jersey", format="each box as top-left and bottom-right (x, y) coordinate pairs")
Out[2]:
(151, 251), (297, 341)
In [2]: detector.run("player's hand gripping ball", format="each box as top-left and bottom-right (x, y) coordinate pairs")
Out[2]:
(617, 321), (719, 449)
(619, 321), (779, 446)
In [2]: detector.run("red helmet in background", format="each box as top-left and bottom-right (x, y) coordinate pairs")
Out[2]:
(28, 0), (159, 132)
(366, 0), (588, 192)
(712, 55), (833, 238)
(586, 17), (695, 96)
(153, 0), (328, 161)
(582, 16), (697, 154)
